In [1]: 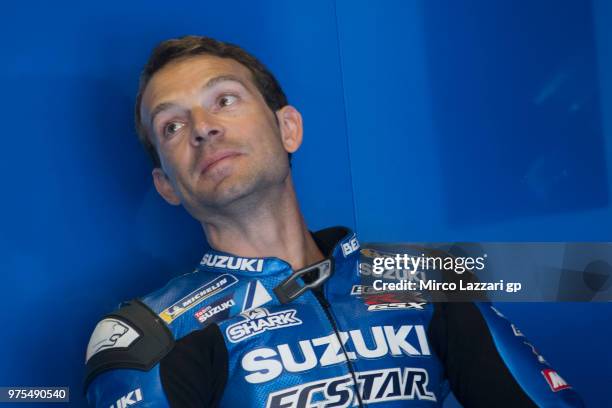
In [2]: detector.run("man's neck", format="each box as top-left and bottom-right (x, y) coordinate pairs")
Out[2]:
(201, 176), (324, 271)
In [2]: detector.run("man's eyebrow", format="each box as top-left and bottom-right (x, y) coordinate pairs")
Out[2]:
(149, 102), (179, 128)
(148, 75), (250, 127)
(203, 74), (250, 91)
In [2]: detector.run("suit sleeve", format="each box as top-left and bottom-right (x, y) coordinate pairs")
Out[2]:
(87, 366), (170, 407)
(428, 302), (585, 408)
(159, 323), (228, 407)
(84, 300), (175, 407)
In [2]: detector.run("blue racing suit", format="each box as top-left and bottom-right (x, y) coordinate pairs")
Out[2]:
(84, 227), (584, 407)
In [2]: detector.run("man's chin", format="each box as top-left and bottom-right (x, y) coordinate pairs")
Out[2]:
(196, 180), (256, 209)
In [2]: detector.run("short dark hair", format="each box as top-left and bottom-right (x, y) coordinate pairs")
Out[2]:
(135, 35), (289, 167)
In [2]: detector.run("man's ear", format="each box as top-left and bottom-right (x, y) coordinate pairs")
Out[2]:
(152, 167), (181, 206)
(276, 105), (303, 153)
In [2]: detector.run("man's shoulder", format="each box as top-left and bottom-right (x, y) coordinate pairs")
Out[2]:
(139, 269), (242, 330)
(83, 299), (174, 391)
(139, 268), (221, 316)
(83, 268), (235, 388)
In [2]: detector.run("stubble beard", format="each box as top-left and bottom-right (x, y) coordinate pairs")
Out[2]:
(190, 157), (290, 220)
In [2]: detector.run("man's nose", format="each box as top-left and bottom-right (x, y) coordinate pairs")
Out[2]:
(190, 107), (223, 145)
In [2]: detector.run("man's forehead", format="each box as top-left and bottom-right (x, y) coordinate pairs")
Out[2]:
(141, 55), (256, 116)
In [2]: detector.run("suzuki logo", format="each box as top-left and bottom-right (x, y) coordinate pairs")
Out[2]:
(110, 388), (143, 408)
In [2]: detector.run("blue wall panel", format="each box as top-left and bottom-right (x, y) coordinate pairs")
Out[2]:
(336, 0), (445, 242)
(335, 1), (611, 406)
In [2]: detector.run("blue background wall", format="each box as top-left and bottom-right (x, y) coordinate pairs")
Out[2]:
(1, 1), (610, 406)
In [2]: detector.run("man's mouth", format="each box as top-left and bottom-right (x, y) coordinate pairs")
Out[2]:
(200, 151), (242, 175)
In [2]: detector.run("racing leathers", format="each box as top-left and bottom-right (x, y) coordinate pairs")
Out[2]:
(84, 227), (584, 407)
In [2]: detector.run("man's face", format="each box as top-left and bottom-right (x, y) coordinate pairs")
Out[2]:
(140, 55), (300, 217)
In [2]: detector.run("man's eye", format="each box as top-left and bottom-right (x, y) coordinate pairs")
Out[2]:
(164, 122), (185, 137)
(218, 94), (238, 107)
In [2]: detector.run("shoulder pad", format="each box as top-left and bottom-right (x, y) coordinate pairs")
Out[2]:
(84, 299), (174, 391)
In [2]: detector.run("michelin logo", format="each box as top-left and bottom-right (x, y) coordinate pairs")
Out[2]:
(160, 274), (238, 323)
(201, 253), (264, 272)
(266, 367), (436, 408)
(226, 307), (302, 343)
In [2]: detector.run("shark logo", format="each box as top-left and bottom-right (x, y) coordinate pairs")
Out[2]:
(226, 307), (302, 343)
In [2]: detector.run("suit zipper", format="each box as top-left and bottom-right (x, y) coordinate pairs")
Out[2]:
(312, 289), (365, 408)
